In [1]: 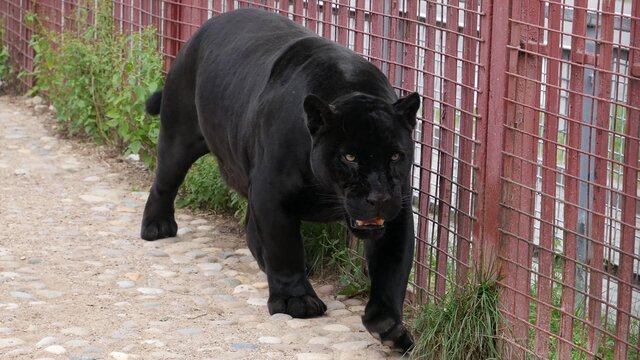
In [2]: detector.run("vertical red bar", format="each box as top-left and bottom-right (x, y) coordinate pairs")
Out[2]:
(141, 0), (150, 27)
(505, 0), (541, 350)
(454, 0), (478, 284)
(292, 0), (304, 23)
(212, 0), (223, 15)
(434, 0), (461, 299)
(337, 0), (349, 47)
(306, 0), (318, 33)
(533, 0), (562, 355)
(322, 1), (333, 40)
(400, 0), (417, 91)
(279, 0), (288, 15)
(588, 0), (616, 355)
(386, 0), (398, 87)
(614, 3), (640, 359)
(558, 0), (587, 357)
(416, 0), (437, 298)
(353, 0), (365, 54)
(368, 0), (382, 68)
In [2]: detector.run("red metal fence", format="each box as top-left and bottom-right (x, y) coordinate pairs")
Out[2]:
(2, 1), (639, 358)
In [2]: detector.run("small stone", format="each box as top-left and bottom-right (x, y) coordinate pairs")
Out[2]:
(45, 344), (67, 354)
(170, 254), (192, 264)
(328, 309), (352, 317)
(286, 319), (309, 329)
(308, 336), (331, 345)
(234, 248), (252, 256)
(316, 284), (334, 295)
(258, 336), (282, 344)
(154, 270), (177, 278)
(9, 291), (32, 300)
(35, 336), (57, 348)
(190, 219), (208, 225)
(325, 300), (346, 311)
(110, 352), (131, 360)
(246, 297), (268, 306)
(65, 339), (89, 347)
(231, 343), (257, 350)
(34, 104), (49, 114)
(296, 353), (332, 360)
(232, 285), (257, 294)
(0, 338), (24, 349)
(83, 176), (100, 182)
(349, 305), (366, 313)
(146, 249), (169, 257)
(331, 340), (372, 351)
(270, 313), (293, 321)
(36, 289), (63, 298)
(14, 168), (28, 176)
(322, 324), (351, 332)
(343, 298), (362, 306)
(197, 263), (222, 272)
(177, 328), (203, 336)
(137, 288), (164, 295)
(62, 327), (89, 336)
(79, 195), (105, 203)
(176, 227), (192, 236)
(252, 281), (268, 289)
(117, 281), (135, 289)
(124, 272), (141, 281)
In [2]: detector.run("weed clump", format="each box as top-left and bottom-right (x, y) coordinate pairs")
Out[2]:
(411, 266), (503, 360)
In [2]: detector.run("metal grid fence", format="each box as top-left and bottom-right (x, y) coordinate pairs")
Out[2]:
(1, 1), (639, 358)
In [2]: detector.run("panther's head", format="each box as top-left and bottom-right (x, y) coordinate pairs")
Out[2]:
(304, 92), (420, 239)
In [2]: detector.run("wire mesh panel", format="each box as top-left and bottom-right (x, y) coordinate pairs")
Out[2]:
(501, 0), (640, 357)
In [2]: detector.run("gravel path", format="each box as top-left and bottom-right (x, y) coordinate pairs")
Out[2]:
(0, 96), (402, 359)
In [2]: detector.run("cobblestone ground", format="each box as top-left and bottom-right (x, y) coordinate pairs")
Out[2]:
(0, 96), (403, 359)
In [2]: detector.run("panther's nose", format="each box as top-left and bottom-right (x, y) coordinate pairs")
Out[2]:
(366, 192), (391, 211)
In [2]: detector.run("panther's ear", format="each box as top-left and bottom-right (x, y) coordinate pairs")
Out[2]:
(393, 92), (420, 130)
(304, 94), (334, 135)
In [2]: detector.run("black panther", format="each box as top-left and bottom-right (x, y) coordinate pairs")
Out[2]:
(140, 9), (420, 352)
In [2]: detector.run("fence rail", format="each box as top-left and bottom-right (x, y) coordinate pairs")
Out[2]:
(2, 0), (639, 358)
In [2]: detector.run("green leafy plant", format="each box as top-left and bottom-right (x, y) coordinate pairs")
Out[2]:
(0, 18), (12, 83)
(411, 265), (503, 360)
(28, 1), (163, 167)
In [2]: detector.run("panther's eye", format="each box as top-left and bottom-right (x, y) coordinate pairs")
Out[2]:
(391, 153), (402, 161)
(343, 154), (356, 162)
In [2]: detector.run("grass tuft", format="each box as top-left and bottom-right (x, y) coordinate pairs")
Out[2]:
(411, 264), (503, 360)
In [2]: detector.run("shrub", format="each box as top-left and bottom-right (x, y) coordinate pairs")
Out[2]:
(28, 2), (163, 166)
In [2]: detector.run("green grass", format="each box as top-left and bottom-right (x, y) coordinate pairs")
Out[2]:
(528, 267), (640, 359)
(411, 265), (503, 360)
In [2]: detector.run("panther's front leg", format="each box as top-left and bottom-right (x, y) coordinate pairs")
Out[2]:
(246, 182), (327, 318)
(362, 205), (415, 353)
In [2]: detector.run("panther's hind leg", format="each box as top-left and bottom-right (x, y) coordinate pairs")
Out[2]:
(141, 105), (208, 241)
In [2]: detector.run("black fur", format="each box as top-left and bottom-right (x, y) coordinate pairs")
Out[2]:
(140, 9), (419, 353)
(145, 90), (162, 116)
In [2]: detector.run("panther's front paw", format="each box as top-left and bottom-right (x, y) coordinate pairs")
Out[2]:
(140, 218), (178, 240)
(364, 317), (414, 353)
(268, 293), (327, 318)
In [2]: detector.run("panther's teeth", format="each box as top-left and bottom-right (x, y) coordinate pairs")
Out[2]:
(355, 218), (385, 226)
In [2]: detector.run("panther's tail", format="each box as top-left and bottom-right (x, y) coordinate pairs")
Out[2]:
(145, 90), (163, 116)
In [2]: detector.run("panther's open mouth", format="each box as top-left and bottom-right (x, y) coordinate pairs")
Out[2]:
(350, 217), (385, 230)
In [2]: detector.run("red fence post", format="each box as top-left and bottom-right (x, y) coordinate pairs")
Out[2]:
(615, 2), (640, 359)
